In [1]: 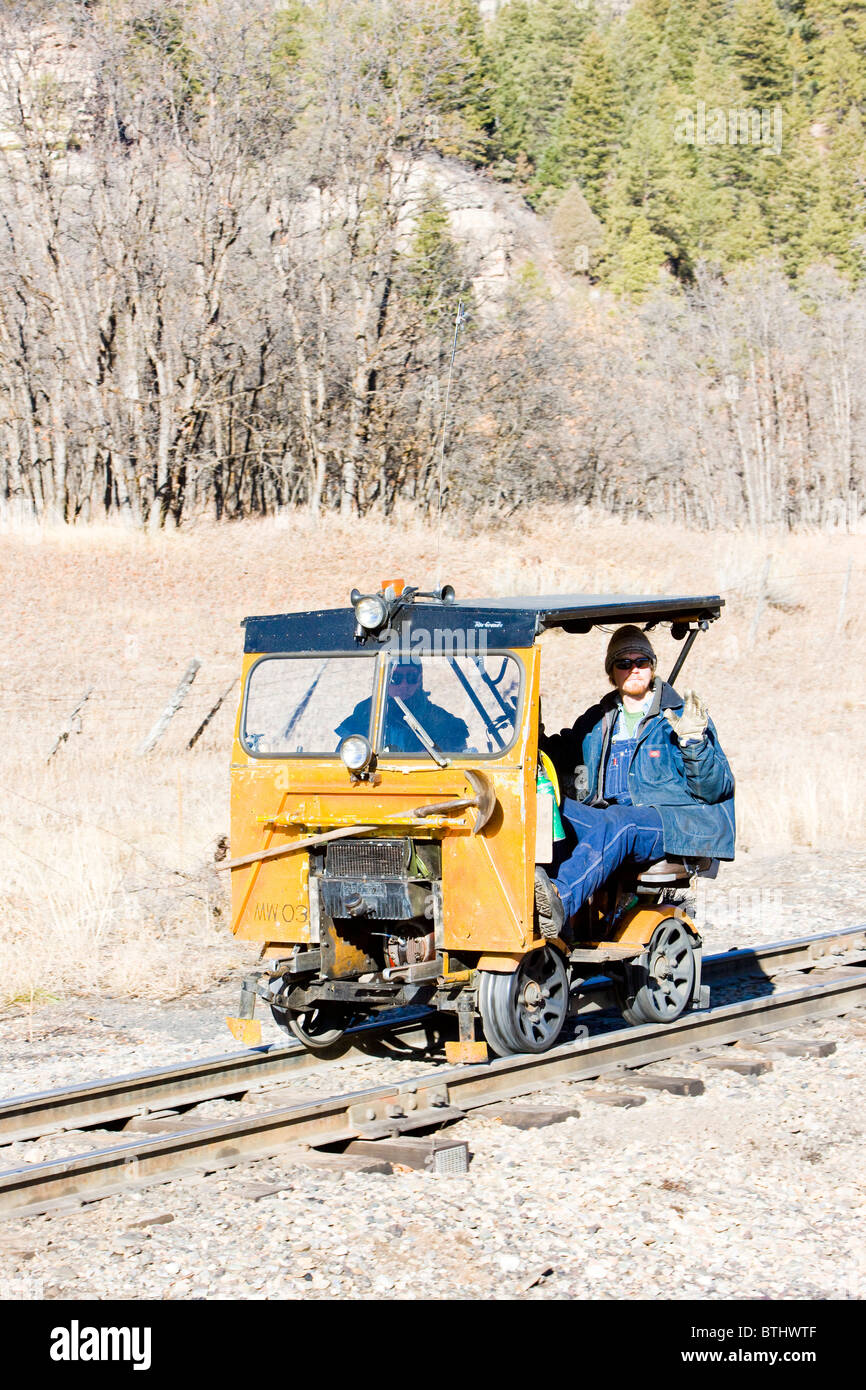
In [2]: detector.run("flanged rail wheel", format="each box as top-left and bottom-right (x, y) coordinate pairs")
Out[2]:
(615, 918), (697, 1026)
(271, 1004), (348, 1051)
(478, 946), (570, 1057)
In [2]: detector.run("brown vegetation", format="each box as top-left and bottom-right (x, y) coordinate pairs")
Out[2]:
(0, 3), (863, 531)
(0, 510), (861, 1006)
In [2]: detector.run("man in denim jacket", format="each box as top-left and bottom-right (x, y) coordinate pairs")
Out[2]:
(536, 625), (735, 936)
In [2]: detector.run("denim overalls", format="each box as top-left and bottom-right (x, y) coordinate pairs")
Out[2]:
(603, 733), (638, 804)
(603, 703), (646, 805)
(552, 698), (664, 920)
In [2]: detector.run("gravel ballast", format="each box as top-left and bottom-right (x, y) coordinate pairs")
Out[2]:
(0, 851), (864, 1301)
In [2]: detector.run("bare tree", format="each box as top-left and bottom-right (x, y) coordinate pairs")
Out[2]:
(0, 3), (862, 534)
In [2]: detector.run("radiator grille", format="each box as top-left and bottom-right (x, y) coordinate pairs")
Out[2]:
(325, 837), (407, 878)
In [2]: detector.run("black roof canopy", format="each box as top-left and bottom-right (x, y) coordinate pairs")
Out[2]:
(243, 593), (723, 654)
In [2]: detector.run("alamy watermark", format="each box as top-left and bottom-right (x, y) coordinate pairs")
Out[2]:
(675, 101), (783, 157)
(50, 1321), (152, 1371)
(695, 885), (787, 937)
(379, 621), (492, 662)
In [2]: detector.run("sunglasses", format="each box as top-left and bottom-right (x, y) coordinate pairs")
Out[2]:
(390, 671), (421, 687)
(614, 656), (652, 671)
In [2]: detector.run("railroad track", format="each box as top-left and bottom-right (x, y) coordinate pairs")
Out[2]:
(1, 924), (864, 1220)
(1, 925), (860, 1148)
(0, 1006), (442, 1147)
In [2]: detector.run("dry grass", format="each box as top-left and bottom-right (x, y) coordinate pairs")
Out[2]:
(0, 507), (861, 1005)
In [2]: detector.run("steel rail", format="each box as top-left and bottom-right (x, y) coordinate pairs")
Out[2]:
(1, 959), (865, 1220)
(0, 1008), (440, 1147)
(1, 924), (863, 1149)
(704, 923), (866, 978)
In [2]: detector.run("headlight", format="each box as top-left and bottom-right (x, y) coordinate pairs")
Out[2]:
(339, 734), (373, 773)
(354, 595), (388, 630)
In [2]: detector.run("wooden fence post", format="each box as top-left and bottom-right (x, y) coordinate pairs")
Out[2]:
(46, 688), (94, 763)
(137, 659), (201, 756)
(186, 677), (239, 751)
(835, 558), (853, 637)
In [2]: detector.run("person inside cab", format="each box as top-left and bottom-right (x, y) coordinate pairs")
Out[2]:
(336, 659), (470, 755)
(536, 625), (735, 936)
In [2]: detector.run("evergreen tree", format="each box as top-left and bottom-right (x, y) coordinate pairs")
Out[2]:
(272, 0), (308, 71)
(732, 0), (791, 104)
(549, 182), (605, 273)
(488, 0), (595, 172)
(760, 109), (822, 273)
(659, 0), (700, 86)
(406, 181), (469, 325)
(605, 213), (673, 297)
(538, 29), (623, 209)
(487, 0), (536, 163)
(616, 0), (669, 106)
(601, 83), (697, 281)
(128, 6), (203, 112)
(530, 0), (600, 140)
(428, 0), (497, 163)
(697, 0), (738, 51)
(803, 0), (866, 117)
(799, 106), (866, 274)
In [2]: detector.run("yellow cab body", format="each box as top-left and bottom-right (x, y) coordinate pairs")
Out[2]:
(230, 602), (540, 965)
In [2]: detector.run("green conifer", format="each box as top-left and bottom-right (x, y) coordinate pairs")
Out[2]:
(435, 0), (497, 163)
(800, 106), (866, 275)
(804, 0), (866, 117)
(539, 29), (623, 209)
(605, 213), (673, 297)
(549, 182), (605, 274)
(407, 181), (469, 324)
(659, 0), (699, 86)
(732, 0), (791, 104)
(488, 0), (594, 172)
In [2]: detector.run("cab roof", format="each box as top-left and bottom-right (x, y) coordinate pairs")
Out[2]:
(242, 593), (723, 654)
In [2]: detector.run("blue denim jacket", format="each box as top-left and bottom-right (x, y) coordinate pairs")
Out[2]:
(541, 680), (735, 860)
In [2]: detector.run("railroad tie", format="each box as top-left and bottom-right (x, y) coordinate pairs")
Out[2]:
(344, 1137), (469, 1173)
(698, 1056), (773, 1076)
(609, 1073), (705, 1097)
(578, 1088), (647, 1108)
(736, 1039), (836, 1059)
(481, 1103), (581, 1130)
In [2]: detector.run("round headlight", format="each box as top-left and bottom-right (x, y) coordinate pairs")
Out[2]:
(354, 595), (387, 630)
(339, 735), (373, 772)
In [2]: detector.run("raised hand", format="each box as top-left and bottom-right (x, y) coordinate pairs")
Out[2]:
(663, 689), (709, 745)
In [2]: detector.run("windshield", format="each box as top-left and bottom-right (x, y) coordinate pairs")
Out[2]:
(242, 651), (523, 758)
(243, 655), (376, 755)
(379, 653), (521, 757)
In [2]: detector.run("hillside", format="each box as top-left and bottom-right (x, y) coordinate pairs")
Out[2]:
(0, 1), (862, 534)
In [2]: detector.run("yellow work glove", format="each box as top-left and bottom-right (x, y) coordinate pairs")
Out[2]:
(663, 689), (709, 745)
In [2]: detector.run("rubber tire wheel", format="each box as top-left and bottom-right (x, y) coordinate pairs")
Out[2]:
(614, 918), (697, 1026)
(478, 947), (570, 1057)
(271, 1003), (348, 1051)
